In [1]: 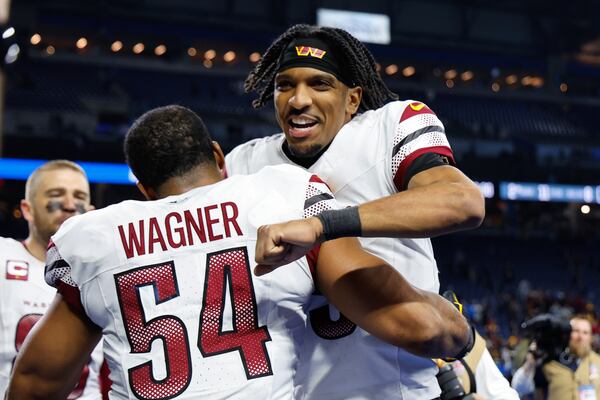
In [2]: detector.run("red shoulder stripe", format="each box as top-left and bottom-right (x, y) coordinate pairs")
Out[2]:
(399, 102), (435, 123)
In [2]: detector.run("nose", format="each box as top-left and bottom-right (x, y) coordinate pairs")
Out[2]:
(288, 84), (312, 110)
(61, 195), (78, 213)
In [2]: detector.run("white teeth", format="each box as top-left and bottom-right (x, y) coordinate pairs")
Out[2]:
(291, 117), (316, 125)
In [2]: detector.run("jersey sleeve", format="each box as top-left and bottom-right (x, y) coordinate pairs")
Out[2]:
(45, 239), (86, 316)
(302, 174), (342, 279)
(388, 101), (455, 191)
(475, 348), (521, 399)
(302, 174), (342, 219)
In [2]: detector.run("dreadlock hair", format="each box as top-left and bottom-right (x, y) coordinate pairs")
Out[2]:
(245, 24), (398, 113)
(124, 105), (216, 189)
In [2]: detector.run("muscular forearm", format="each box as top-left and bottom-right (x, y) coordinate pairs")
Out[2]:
(319, 240), (470, 358)
(358, 179), (484, 238)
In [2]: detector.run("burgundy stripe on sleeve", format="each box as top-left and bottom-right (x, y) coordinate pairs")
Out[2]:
(393, 146), (455, 191)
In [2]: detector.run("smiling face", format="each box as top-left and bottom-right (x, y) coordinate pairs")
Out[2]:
(274, 67), (362, 158)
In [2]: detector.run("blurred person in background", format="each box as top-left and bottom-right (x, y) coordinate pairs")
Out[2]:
(512, 314), (600, 399)
(0, 160), (104, 399)
(226, 23), (484, 400)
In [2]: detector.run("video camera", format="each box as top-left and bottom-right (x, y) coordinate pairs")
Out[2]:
(521, 314), (571, 362)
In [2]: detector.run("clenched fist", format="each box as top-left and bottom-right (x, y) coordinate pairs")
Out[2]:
(254, 217), (324, 275)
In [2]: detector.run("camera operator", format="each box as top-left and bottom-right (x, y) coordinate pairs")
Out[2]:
(512, 314), (600, 399)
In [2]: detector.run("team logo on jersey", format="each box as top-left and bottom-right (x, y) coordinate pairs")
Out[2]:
(400, 101), (435, 123)
(295, 46), (326, 59)
(6, 260), (29, 280)
(409, 102), (426, 111)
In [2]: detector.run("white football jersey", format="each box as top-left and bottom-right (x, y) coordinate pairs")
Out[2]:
(45, 165), (339, 400)
(226, 100), (454, 399)
(0, 237), (103, 399)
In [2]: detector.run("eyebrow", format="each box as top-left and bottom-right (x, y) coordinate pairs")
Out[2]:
(44, 188), (89, 199)
(276, 71), (337, 82)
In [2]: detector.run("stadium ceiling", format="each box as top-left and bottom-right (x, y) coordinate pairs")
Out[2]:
(9, 0), (600, 57)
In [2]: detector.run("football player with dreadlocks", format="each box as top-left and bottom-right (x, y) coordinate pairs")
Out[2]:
(226, 24), (485, 399)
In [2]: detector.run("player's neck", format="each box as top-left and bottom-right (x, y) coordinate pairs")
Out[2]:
(155, 168), (224, 199)
(282, 141), (330, 169)
(23, 234), (47, 262)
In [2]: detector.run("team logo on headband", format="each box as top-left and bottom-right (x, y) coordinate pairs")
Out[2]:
(295, 46), (326, 59)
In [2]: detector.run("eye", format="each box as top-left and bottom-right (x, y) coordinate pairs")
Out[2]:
(47, 190), (63, 197)
(313, 80), (333, 90)
(275, 80), (292, 91)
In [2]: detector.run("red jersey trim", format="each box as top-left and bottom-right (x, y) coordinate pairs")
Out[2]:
(306, 244), (321, 294)
(57, 280), (86, 317)
(393, 146), (455, 191)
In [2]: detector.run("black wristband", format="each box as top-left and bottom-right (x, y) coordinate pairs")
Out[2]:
(452, 325), (476, 360)
(316, 206), (362, 241)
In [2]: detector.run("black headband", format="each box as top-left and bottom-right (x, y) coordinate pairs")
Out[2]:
(277, 37), (354, 87)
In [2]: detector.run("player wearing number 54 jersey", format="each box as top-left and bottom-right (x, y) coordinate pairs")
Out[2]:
(7, 106), (472, 400)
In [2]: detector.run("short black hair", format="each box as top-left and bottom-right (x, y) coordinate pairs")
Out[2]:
(245, 24), (398, 113)
(124, 105), (215, 189)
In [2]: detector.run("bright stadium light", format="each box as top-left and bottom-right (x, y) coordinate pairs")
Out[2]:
(76, 37), (88, 49)
(204, 49), (216, 60)
(402, 66), (415, 77)
(223, 50), (236, 62)
(444, 69), (457, 80)
(581, 205), (591, 214)
(249, 52), (260, 62)
(111, 40), (123, 52)
(385, 64), (398, 75)
(5, 43), (19, 64)
(505, 75), (518, 85)
(154, 44), (167, 56)
(2, 26), (14, 39)
(132, 43), (144, 54)
(30, 33), (42, 45)
(461, 71), (474, 81)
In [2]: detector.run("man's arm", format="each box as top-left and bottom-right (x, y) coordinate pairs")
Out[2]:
(6, 294), (101, 400)
(255, 223), (472, 359)
(359, 165), (484, 238)
(316, 236), (471, 358)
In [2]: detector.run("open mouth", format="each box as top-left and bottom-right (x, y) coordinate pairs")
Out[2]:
(289, 117), (318, 129)
(287, 116), (319, 138)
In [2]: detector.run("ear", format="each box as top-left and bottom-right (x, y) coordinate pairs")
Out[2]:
(20, 199), (34, 223)
(212, 141), (225, 172)
(136, 182), (157, 200)
(346, 86), (363, 116)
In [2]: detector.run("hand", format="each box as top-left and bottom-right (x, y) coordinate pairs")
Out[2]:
(254, 217), (323, 275)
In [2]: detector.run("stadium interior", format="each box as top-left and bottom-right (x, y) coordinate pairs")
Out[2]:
(1, 0), (599, 389)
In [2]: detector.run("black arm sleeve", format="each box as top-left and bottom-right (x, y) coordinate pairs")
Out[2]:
(402, 152), (451, 190)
